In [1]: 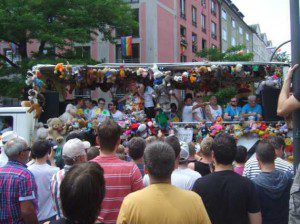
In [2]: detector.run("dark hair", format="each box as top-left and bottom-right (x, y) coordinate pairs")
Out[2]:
(60, 162), (105, 224)
(128, 137), (146, 160)
(109, 100), (118, 107)
(31, 140), (51, 159)
(92, 100), (97, 107)
(188, 142), (196, 157)
(97, 119), (122, 151)
(256, 139), (276, 164)
(87, 147), (100, 161)
(235, 145), (247, 163)
(66, 131), (86, 142)
(98, 98), (105, 103)
(144, 142), (175, 181)
(184, 93), (193, 102)
(170, 103), (177, 109)
(165, 135), (181, 158)
(212, 133), (237, 165)
(267, 136), (285, 151)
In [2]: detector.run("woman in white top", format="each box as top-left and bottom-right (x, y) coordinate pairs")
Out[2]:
(205, 96), (222, 123)
(108, 100), (124, 121)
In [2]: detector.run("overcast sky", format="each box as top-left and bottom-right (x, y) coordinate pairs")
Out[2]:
(232, 0), (291, 54)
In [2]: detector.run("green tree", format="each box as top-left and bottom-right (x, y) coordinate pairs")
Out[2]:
(272, 51), (290, 63)
(196, 45), (254, 62)
(0, 0), (137, 68)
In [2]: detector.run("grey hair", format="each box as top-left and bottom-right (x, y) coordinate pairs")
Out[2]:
(143, 142), (175, 181)
(4, 138), (27, 159)
(248, 95), (256, 101)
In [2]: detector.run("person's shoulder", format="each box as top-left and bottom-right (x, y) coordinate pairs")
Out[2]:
(242, 104), (249, 109)
(275, 157), (293, 168)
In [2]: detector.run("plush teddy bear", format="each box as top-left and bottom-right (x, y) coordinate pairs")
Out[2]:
(47, 118), (66, 144)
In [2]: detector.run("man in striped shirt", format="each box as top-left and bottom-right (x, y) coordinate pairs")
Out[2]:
(92, 119), (143, 224)
(243, 136), (294, 180)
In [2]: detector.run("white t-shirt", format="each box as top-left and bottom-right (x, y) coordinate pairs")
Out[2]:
(111, 110), (124, 121)
(28, 163), (60, 221)
(192, 102), (204, 121)
(182, 106), (194, 122)
(143, 86), (154, 108)
(143, 167), (201, 190)
(208, 105), (222, 120)
(0, 148), (8, 167)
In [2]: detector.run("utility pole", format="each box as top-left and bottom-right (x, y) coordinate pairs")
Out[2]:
(290, 0), (300, 169)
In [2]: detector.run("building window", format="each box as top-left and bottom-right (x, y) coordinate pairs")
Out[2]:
(201, 14), (206, 33)
(201, 0), (206, 7)
(211, 0), (216, 16)
(202, 39), (207, 49)
(192, 6), (197, 27)
(192, 33), (197, 53)
(211, 22), (217, 39)
(74, 46), (91, 59)
(116, 43), (140, 63)
(222, 29), (227, 41)
(239, 27), (243, 35)
(180, 0), (186, 19)
(231, 37), (236, 46)
(231, 18), (236, 28)
(180, 25), (186, 37)
(246, 33), (250, 41)
(222, 9), (227, 20)
(180, 54), (187, 62)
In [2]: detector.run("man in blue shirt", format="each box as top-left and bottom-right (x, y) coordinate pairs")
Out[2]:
(242, 95), (262, 121)
(224, 97), (242, 121)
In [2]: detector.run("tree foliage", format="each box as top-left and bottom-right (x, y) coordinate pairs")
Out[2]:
(197, 45), (254, 62)
(0, 0), (137, 67)
(272, 51), (290, 63)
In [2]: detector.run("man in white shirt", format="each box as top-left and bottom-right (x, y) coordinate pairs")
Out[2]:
(182, 94), (194, 122)
(28, 140), (60, 223)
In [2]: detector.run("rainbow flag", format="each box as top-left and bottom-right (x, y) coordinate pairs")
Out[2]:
(121, 36), (132, 57)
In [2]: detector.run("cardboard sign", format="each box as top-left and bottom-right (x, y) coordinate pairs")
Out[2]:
(176, 127), (194, 143)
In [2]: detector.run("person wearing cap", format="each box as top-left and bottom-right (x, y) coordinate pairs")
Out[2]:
(128, 137), (146, 177)
(50, 138), (89, 219)
(92, 119), (143, 224)
(143, 135), (200, 190)
(0, 131), (18, 167)
(0, 138), (38, 224)
(174, 141), (201, 186)
(117, 142), (211, 224)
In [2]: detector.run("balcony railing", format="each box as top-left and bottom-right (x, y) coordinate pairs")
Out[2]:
(116, 58), (140, 63)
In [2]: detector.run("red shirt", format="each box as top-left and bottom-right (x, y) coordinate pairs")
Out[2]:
(92, 155), (143, 224)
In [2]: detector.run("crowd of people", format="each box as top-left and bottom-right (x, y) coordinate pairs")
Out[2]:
(58, 79), (264, 129)
(0, 117), (298, 224)
(0, 64), (299, 224)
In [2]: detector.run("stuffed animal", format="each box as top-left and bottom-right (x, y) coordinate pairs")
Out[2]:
(209, 123), (223, 136)
(21, 89), (43, 119)
(152, 64), (165, 87)
(59, 104), (77, 124)
(47, 118), (66, 144)
(35, 122), (48, 141)
(54, 63), (65, 79)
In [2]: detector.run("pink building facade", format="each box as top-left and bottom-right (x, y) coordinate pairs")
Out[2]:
(98, 0), (220, 63)
(0, 0), (220, 64)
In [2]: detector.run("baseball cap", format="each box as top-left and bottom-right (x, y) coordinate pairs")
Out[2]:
(0, 131), (27, 147)
(62, 138), (90, 159)
(179, 141), (189, 163)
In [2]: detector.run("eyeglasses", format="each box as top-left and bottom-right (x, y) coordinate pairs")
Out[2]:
(231, 100), (237, 103)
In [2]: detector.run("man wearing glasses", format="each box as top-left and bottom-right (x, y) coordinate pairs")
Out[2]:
(241, 95), (262, 121)
(224, 97), (242, 121)
(0, 138), (38, 223)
